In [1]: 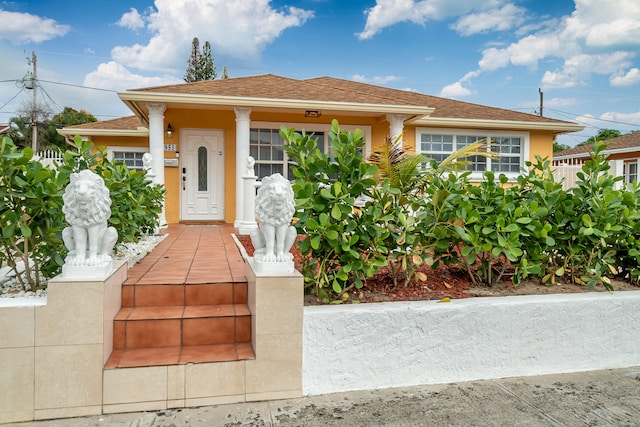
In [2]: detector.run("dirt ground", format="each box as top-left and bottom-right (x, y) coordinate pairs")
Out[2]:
(235, 235), (640, 305)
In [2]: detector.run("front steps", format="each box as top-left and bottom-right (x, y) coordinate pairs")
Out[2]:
(105, 281), (254, 368)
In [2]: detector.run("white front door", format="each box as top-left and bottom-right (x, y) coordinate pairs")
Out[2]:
(181, 129), (225, 221)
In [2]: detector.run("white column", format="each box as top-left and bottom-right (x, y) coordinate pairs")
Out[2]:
(234, 107), (251, 228)
(238, 157), (258, 235)
(386, 114), (406, 145)
(147, 103), (166, 186)
(147, 103), (167, 227)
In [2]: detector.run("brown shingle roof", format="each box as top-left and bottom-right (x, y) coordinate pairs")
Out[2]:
(133, 74), (422, 107)
(305, 76), (568, 124)
(555, 132), (640, 158)
(64, 116), (143, 131)
(132, 74), (571, 124)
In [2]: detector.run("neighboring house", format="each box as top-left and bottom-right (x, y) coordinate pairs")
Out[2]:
(59, 74), (583, 226)
(554, 132), (640, 186)
(0, 124), (10, 135)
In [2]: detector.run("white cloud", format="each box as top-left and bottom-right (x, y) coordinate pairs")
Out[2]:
(599, 110), (640, 126)
(541, 52), (634, 88)
(470, 0), (640, 90)
(439, 81), (472, 98)
(451, 4), (526, 36)
(116, 8), (146, 30)
(545, 97), (579, 108)
(351, 74), (400, 84)
(610, 68), (640, 86)
(0, 9), (69, 43)
(84, 61), (181, 91)
(357, 0), (511, 40)
(109, 0), (314, 72)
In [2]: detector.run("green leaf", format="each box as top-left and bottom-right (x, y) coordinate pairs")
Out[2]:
(20, 223), (32, 238)
(325, 230), (339, 240)
(331, 204), (342, 220)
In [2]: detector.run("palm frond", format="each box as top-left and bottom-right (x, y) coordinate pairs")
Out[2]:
(437, 138), (498, 173)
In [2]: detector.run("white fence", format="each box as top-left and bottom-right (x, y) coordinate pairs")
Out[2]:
(553, 158), (625, 190)
(552, 159), (582, 190)
(33, 150), (64, 168)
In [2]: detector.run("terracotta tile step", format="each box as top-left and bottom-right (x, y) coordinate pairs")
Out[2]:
(114, 304), (251, 349)
(105, 342), (255, 369)
(120, 282), (248, 307)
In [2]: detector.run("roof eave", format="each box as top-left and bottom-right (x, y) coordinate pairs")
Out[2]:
(57, 128), (149, 138)
(555, 145), (640, 161)
(411, 117), (585, 133)
(118, 91), (435, 118)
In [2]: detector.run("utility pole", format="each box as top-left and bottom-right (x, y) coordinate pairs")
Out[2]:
(538, 87), (543, 117)
(29, 51), (38, 151)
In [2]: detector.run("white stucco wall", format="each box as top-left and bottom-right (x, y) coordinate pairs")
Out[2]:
(303, 291), (640, 395)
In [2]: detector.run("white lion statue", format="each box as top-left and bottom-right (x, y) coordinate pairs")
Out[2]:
(62, 169), (118, 267)
(250, 173), (297, 263)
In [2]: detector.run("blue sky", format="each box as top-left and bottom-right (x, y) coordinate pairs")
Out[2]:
(1, 0), (639, 147)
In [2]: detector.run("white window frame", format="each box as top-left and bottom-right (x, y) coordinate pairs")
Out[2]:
(415, 127), (530, 180)
(251, 121), (372, 180)
(106, 146), (148, 171)
(623, 160), (639, 185)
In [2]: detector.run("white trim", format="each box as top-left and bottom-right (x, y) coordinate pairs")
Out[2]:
(416, 127), (530, 181)
(411, 116), (584, 134)
(106, 145), (148, 157)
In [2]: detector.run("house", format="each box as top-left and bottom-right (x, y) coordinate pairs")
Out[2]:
(553, 132), (640, 185)
(59, 74), (583, 226)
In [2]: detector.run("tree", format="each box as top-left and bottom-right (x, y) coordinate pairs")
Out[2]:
(576, 129), (621, 147)
(184, 37), (201, 83)
(199, 41), (216, 80)
(42, 107), (97, 151)
(7, 100), (52, 149)
(553, 140), (571, 152)
(184, 37), (228, 82)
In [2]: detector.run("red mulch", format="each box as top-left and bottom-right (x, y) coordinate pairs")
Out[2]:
(236, 235), (495, 304)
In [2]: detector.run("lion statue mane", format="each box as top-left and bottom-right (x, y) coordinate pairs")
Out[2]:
(62, 169), (118, 267)
(250, 173), (297, 263)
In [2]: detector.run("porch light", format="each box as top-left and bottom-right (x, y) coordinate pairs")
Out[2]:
(304, 110), (321, 118)
(165, 123), (174, 139)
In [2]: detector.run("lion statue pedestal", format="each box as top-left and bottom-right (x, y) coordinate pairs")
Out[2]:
(61, 169), (118, 279)
(250, 173), (296, 274)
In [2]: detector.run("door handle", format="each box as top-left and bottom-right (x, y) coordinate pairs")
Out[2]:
(182, 175), (186, 191)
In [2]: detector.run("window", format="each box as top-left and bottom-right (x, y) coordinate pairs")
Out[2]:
(624, 161), (638, 185)
(249, 122), (371, 180)
(416, 128), (529, 178)
(108, 147), (148, 171)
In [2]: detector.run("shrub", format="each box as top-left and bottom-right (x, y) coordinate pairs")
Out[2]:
(283, 120), (387, 302)
(0, 137), (66, 289)
(0, 135), (165, 290)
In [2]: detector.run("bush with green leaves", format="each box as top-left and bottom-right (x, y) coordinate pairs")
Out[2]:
(0, 137), (66, 289)
(57, 136), (166, 242)
(282, 120), (387, 302)
(0, 135), (165, 290)
(548, 142), (640, 289)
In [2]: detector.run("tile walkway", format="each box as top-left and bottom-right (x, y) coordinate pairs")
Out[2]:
(105, 224), (253, 368)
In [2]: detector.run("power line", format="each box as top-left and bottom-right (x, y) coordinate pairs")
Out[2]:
(545, 107), (640, 128)
(0, 88), (26, 113)
(38, 79), (119, 93)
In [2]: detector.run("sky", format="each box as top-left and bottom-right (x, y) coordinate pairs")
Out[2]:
(0, 0), (639, 147)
